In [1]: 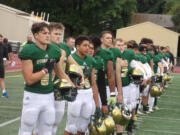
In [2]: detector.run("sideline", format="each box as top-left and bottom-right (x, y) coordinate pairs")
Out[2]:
(0, 117), (20, 128)
(5, 75), (22, 78)
(0, 105), (21, 110)
(137, 129), (180, 135)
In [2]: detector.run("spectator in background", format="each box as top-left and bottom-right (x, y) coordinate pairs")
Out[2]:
(0, 34), (8, 98)
(65, 37), (76, 54)
(26, 35), (34, 44)
(20, 35), (34, 51)
(3, 38), (13, 69)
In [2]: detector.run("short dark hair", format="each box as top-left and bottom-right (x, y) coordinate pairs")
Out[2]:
(0, 34), (3, 38)
(31, 22), (49, 35)
(139, 45), (147, 52)
(100, 31), (113, 38)
(65, 37), (75, 42)
(49, 22), (64, 32)
(127, 40), (138, 49)
(140, 38), (153, 44)
(160, 46), (166, 51)
(113, 38), (123, 46)
(75, 35), (89, 46)
(3, 38), (8, 44)
(89, 36), (101, 49)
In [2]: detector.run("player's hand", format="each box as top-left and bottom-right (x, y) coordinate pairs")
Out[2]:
(76, 77), (84, 89)
(45, 59), (56, 72)
(147, 78), (151, 84)
(101, 105), (108, 114)
(141, 79), (146, 86)
(94, 107), (101, 119)
(117, 94), (123, 104)
(108, 93), (116, 105)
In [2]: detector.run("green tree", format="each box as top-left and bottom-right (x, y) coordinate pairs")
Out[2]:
(136, 0), (166, 13)
(1, 0), (137, 36)
(163, 0), (180, 33)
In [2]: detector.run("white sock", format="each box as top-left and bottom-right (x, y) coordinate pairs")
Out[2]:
(2, 89), (6, 93)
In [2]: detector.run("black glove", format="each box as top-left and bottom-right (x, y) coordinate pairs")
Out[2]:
(45, 59), (56, 72)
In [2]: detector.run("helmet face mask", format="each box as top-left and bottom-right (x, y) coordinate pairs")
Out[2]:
(68, 64), (82, 85)
(131, 75), (143, 84)
(110, 103), (132, 126)
(130, 68), (143, 84)
(53, 79), (77, 102)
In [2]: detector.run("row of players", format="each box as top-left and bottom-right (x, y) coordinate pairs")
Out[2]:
(18, 22), (172, 135)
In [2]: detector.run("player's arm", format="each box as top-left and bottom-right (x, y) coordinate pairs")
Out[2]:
(21, 60), (46, 85)
(97, 68), (108, 114)
(116, 58), (123, 104)
(106, 60), (115, 93)
(158, 62), (164, 75)
(91, 68), (100, 107)
(59, 49), (66, 66)
(54, 60), (75, 87)
(150, 59), (154, 72)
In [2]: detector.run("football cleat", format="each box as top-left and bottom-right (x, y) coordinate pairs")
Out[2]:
(2, 92), (8, 98)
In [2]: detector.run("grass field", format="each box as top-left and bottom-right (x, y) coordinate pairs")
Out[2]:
(0, 72), (180, 135)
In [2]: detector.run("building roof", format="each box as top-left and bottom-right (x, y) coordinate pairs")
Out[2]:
(0, 3), (29, 16)
(116, 22), (179, 57)
(131, 13), (174, 28)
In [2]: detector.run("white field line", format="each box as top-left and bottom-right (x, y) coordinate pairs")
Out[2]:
(159, 107), (180, 112)
(137, 129), (180, 135)
(140, 116), (180, 121)
(161, 95), (180, 98)
(158, 100), (180, 105)
(0, 117), (20, 127)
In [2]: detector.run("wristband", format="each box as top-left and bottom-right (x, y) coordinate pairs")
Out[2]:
(110, 92), (116, 96)
(42, 68), (48, 74)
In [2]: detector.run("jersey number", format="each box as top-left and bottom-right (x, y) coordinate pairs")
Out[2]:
(121, 66), (128, 77)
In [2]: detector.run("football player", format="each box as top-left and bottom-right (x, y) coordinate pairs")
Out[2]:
(33, 22), (84, 135)
(64, 36), (100, 135)
(18, 22), (74, 135)
(99, 31), (123, 105)
(114, 38), (137, 135)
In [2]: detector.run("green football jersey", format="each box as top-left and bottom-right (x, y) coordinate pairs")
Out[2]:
(93, 55), (105, 83)
(121, 49), (135, 87)
(153, 55), (161, 73)
(96, 48), (113, 73)
(58, 43), (71, 71)
(18, 43), (61, 94)
(72, 53), (96, 89)
(157, 52), (164, 60)
(137, 52), (148, 64)
(96, 48), (113, 85)
(165, 53), (171, 59)
(109, 48), (122, 69)
(146, 52), (153, 63)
